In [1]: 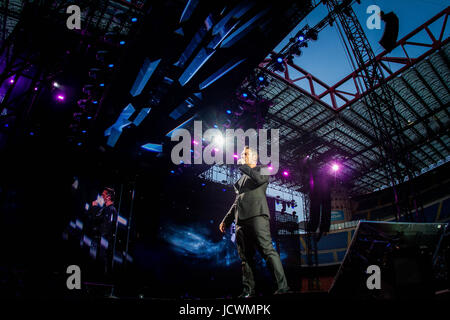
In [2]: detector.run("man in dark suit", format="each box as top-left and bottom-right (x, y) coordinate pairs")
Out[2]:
(219, 146), (289, 298)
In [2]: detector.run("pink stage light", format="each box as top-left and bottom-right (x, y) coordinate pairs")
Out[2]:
(193, 140), (199, 145)
(56, 95), (65, 101)
(282, 171), (289, 176)
(332, 163), (339, 172)
(233, 154), (239, 159)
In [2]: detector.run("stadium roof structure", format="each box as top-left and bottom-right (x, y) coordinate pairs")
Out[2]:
(0, 0), (145, 45)
(243, 7), (449, 195)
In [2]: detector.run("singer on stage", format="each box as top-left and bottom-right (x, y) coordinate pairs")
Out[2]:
(219, 146), (289, 298)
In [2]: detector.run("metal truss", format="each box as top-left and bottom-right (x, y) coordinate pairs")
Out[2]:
(0, 0), (146, 147)
(251, 6), (449, 200)
(259, 7), (449, 111)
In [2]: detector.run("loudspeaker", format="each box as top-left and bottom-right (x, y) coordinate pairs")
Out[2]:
(307, 175), (331, 234)
(329, 221), (447, 298)
(379, 11), (399, 52)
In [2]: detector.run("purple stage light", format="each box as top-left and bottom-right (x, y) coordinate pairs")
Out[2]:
(9, 79), (14, 84)
(193, 140), (199, 145)
(283, 171), (289, 176)
(268, 166), (273, 171)
(332, 163), (339, 172)
(233, 154), (238, 159)
(56, 95), (65, 101)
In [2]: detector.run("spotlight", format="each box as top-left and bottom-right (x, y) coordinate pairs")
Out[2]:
(291, 45), (301, 56)
(306, 29), (318, 41)
(9, 79), (14, 84)
(297, 35), (305, 42)
(233, 154), (239, 159)
(53, 82), (59, 88)
(274, 63), (285, 72)
(286, 54), (294, 64)
(332, 163), (339, 172)
(82, 84), (94, 95)
(56, 94), (65, 101)
(283, 171), (289, 176)
(88, 68), (102, 79)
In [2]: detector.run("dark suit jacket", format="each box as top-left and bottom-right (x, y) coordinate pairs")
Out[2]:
(221, 164), (270, 227)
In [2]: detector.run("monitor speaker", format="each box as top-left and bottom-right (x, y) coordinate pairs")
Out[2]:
(329, 221), (447, 298)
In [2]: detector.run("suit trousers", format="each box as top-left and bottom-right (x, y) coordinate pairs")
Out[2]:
(235, 215), (288, 293)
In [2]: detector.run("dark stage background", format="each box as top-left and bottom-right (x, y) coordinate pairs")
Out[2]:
(0, 139), (295, 298)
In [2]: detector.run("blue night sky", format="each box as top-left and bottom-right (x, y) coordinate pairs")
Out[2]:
(272, 0), (449, 88)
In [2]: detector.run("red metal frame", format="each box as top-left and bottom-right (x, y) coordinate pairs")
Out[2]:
(259, 7), (449, 112)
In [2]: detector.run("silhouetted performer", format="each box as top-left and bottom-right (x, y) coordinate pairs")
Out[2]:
(91, 187), (117, 275)
(219, 147), (289, 298)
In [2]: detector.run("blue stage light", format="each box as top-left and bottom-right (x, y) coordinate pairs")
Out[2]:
(93, 100), (98, 104)
(108, 64), (114, 68)
(82, 130), (87, 133)
(170, 170), (175, 174)
(226, 110), (231, 114)
(99, 83), (105, 87)
(131, 17), (137, 22)
(119, 40), (126, 45)
(242, 93), (248, 98)
(258, 76), (264, 82)
(277, 57), (283, 63)
(87, 116), (92, 120)
(298, 35), (305, 41)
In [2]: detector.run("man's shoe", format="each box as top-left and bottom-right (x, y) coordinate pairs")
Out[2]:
(274, 287), (290, 295)
(238, 291), (256, 299)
